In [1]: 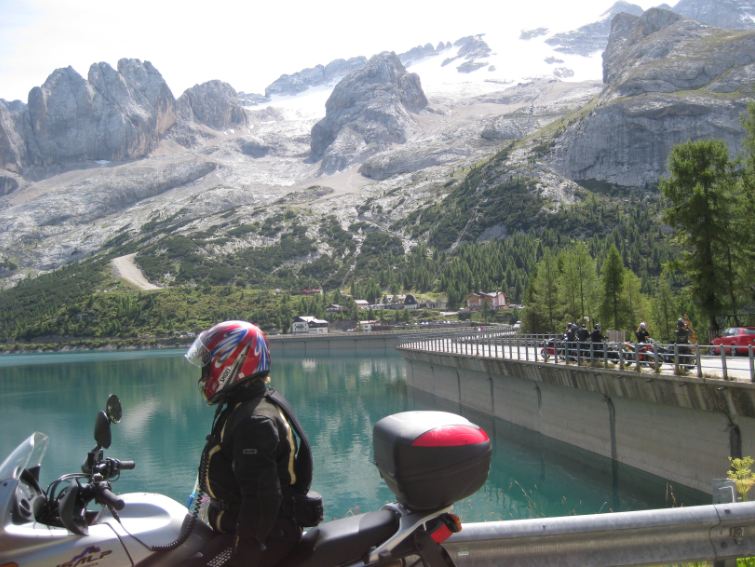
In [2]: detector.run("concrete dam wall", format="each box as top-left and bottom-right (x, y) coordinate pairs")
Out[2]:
(269, 332), (401, 355)
(399, 349), (755, 494)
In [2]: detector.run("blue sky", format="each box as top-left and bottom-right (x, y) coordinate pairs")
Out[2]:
(0, 0), (661, 102)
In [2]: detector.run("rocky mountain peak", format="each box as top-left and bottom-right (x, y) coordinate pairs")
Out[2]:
(551, 7), (755, 189)
(177, 80), (248, 130)
(23, 59), (176, 169)
(602, 8), (755, 94)
(309, 51), (428, 173)
(603, 8), (684, 85)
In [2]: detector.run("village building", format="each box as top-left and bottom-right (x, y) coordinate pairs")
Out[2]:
(290, 315), (329, 334)
(466, 291), (507, 311)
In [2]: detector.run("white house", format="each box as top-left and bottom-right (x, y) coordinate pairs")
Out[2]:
(290, 315), (329, 334)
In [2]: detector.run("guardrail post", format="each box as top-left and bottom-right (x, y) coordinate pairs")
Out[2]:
(695, 345), (703, 379)
(721, 347), (728, 381)
(673, 343), (679, 374)
(750, 345), (754, 383)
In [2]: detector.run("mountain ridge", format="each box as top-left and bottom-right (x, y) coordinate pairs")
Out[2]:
(0, 0), (752, 292)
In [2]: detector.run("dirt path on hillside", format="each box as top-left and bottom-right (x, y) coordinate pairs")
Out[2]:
(111, 253), (160, 290)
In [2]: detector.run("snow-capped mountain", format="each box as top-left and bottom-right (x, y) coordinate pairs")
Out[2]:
(0, 0), (752, 288)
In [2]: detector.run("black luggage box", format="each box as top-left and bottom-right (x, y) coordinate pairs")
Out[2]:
(373, 411), (491, 511)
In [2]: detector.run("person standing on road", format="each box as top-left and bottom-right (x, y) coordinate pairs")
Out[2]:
(675, 318), (692, 368)
(590, 323), (604, 360)
(635, 322), (651, 343)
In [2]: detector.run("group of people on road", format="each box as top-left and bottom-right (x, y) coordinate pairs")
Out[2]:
(633, 318), (692, 345)
(553, 316), (695, 366)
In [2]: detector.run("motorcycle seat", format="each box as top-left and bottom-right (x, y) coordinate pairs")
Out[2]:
(279, 508), (399, 567)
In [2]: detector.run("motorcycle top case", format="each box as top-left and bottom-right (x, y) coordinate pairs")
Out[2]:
(373, 411), (491, 511)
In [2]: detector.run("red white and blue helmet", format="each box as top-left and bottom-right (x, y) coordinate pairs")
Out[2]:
(185, 320), (271, 404)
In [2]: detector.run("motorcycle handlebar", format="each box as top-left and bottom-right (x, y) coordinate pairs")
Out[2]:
(117, 459), (136, 470)
(97, 486), (125, 510)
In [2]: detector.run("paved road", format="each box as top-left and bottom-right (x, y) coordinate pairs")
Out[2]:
(400, 336), (755, 383)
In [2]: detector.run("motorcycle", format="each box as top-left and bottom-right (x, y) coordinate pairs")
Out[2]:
(540, 337), (627, 364)
(624, 340), (664, 371)
(0, 395), (491, 567)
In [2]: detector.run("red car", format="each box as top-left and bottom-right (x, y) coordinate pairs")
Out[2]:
(711, 327), (755, 355)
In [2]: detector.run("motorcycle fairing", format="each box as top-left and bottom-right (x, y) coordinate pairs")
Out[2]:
(0, 496), (132, 567)
(97, 492), (193, 564)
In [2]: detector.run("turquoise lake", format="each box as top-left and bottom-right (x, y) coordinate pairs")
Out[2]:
(0, 349), (707, 523)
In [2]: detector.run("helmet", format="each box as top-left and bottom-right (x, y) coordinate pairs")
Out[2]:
(594, 323), (601, 330)
(185, 320), (271, 404)
(640, 322), (647, 329)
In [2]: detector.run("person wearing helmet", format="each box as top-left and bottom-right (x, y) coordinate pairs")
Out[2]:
(675, 318), (690, 343)
(635, 322), (650, 343)
(185, 320), (317, 566)
(590, 323), (603, 343)
(590, 323), (605, 360)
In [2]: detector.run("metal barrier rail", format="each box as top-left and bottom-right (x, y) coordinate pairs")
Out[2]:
(397, 331), (755, 382)
(444, 500), (755, 566)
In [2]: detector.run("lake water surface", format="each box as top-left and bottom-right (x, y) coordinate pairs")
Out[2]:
(0, 349), (707, 523)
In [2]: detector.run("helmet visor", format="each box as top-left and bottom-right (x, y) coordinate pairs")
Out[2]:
(185, 332), (211, 368)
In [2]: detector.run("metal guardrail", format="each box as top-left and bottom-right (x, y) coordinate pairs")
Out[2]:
(445, 500), (755, 566)
(397, 331), (755, 382)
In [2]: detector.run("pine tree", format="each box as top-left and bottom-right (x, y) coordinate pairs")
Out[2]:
(599, 244), (627, 333)
(660, 140), (737, 337)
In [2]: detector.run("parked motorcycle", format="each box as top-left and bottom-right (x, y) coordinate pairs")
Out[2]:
(624, 341), (664, 371)
(0, 395), (491, 567)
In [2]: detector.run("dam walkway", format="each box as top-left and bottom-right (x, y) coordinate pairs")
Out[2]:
(397, 329), (755, 383)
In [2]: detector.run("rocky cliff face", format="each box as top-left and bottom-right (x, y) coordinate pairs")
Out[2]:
(0, 60), (255, 186)
(548, 8), (755, 188)
(309, 52), (428, 173)
(0, 100), (26, 174)
(177, 80), (248, 130)
(545, 0), (754, 57)
(25, 59), (176, 167)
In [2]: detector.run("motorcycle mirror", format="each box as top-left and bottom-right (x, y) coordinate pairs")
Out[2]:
(94, 411), (112, 449)
(105, 394), (122, 424)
